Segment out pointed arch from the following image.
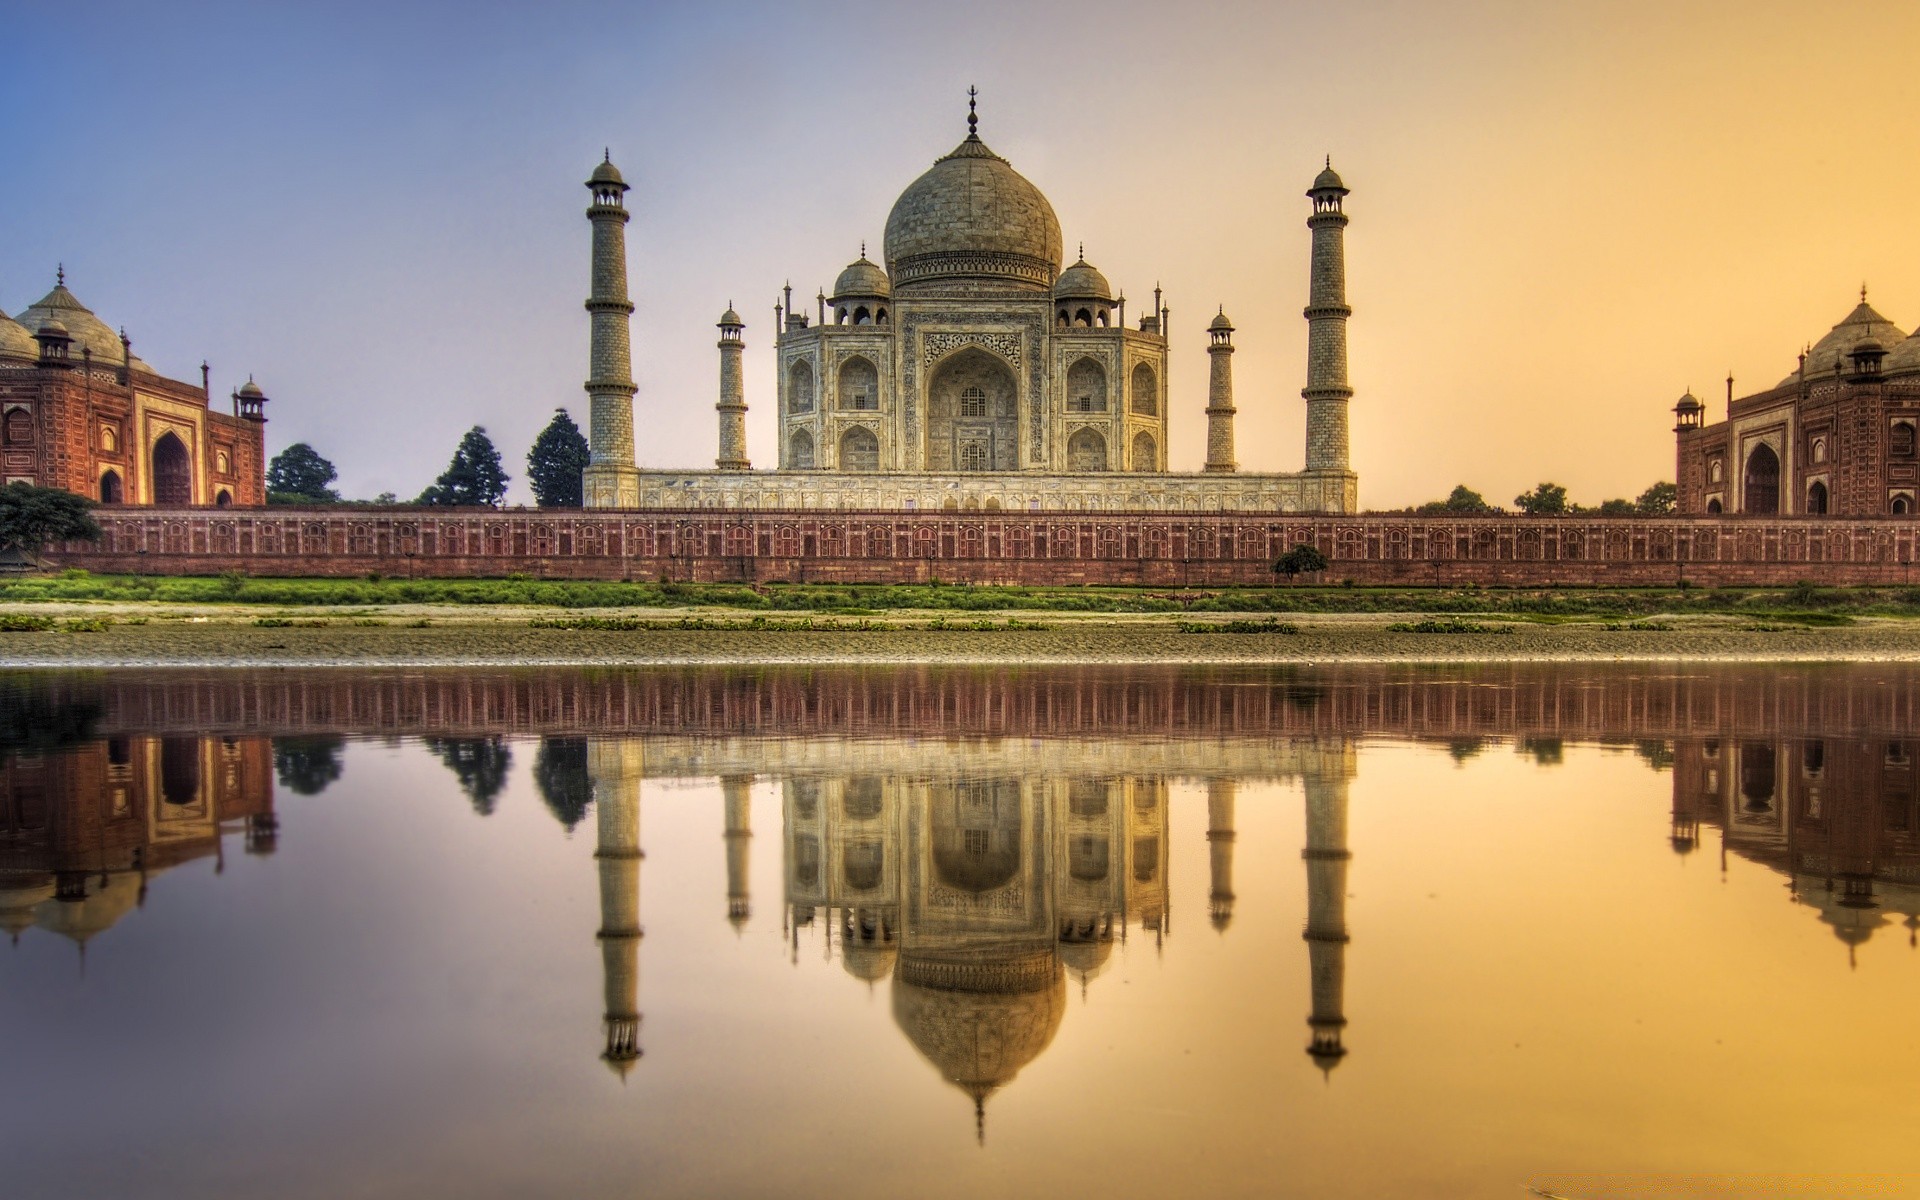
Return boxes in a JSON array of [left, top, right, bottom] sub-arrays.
[[1066, 357, 1107, 413], [152, 432, 192, 505], [99, 469, 123, 505], [838, 355, 879, 411], [1130, 431, 1157, 472], [1130, 363, 1158, 416], [840, 426, 879, 472], [1742, 444, 1779, 514], [787, 359, 815, 414], [1067, 427, 1108, 472], [788, 428, 815, 470]]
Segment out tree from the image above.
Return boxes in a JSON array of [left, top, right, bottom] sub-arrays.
[[1418, 484, 1494, 514], [418, 426, 509, 507], [1273, 543, 1330, 582], [1635, 481, 1678, 515], [0, 482, 102, 555], [1596, 498, 1636, 516], [266, 443, 340, 504], [527, 409, 590, 508], [1513, 482, 1570, 514], [534, 737, 593, 830], [425, 736, 513, 815], [273, 736, 346, 796]]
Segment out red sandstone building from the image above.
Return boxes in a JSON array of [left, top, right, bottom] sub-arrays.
[[1674, 294, 1920, 516], [0, 273, 268, 507]]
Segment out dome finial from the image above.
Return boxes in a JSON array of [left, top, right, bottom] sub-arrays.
[[860, 240, 866, 258], [1077, 242, 1084, 261], [1862, 282, 1869, 303], [604, 147, 611, 164], [56, 263, 64, 287], [967, 85, 978, 137]]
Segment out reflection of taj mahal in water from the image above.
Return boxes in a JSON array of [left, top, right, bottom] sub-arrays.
[[580, 735, 1359, 1129]]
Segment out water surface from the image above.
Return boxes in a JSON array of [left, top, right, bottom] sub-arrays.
[[1, 665, 1915, 1198]]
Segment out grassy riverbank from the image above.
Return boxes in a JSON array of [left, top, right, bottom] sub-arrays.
[[5, 571, 1920, 619]]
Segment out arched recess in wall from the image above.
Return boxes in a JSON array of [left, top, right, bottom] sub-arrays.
[[152, 432, 192, 506], [1742, 444, 1779, 515], [1066, 357, 1107, 413], [99, 469, 122, 504], [929, 780, 1021, 894], [1806, 481, 1828, 514], [1130, 363, 1158, 416], [788, 428, 815, 470], [840, 426, 879, 472], [838, 356, 879, 411], [159, 738, 201, 806], [788, 360, 815, 413], [1068, 427, 1108, 472], [1130, 431, 1157, 472], [925, 347, 1017, 471]]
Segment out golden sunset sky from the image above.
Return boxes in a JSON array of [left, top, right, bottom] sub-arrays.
[[7, 1, 1917, 507]]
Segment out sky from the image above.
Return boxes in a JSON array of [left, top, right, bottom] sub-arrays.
[[5, 0, 1918, 509]]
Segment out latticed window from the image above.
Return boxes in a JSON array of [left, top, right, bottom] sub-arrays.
[[960, 386, 987, 417], [964, 829, 990, 856], [851, 390, 874, 410], [959, 443, 988, 471]]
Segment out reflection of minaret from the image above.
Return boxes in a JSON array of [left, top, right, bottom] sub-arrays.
[[591, 741, 643, 1078], [722, 775, 752, 930], [1206, 779, 1236, 930], [1302, 770, 1350, 1075]]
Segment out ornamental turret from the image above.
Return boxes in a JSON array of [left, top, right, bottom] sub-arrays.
[[1303, 159, 1352, 475], [716, 306, 749, 470], [583, 153, 640, 507], [591, 740, 644, 1078], [1302, 764, 1351, 1075], [1205, 308, 1237, 473]]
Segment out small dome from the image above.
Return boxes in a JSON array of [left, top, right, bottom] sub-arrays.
[[1052, 256, 1112, 301], [843, 941, 897, 982], [236, 378, 265, 399], [0, 310, 36, 362], [14, 278, 150, 371], [1853, 339, 1885, 355], [717, 306, 742, 327], [831, 255, 891, 301], [1209, 308, 1235, 332], [588, 156, 625, 187], [1675, 391, 1703, 410], [36, 319, 69, 338], [1311, 161, 1347, 193], [1779, 298, 1907, 387]]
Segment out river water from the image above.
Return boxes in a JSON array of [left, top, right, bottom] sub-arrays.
[[1, 664, 1915, 1199]]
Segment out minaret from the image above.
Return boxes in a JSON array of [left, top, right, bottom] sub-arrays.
[[1303, 159, 1352, 478], [591, 740, 644, 1077], [722, 774, 752, 929], [1302, 765, 1351, 1075], [583, 153, 640, 508], [1204, 309, 1237, 473], [715, 306, 749, 470], [1206, 779, 1236, 929]]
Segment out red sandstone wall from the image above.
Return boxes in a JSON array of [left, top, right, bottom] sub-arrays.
[[47, 506, 1920, 587]]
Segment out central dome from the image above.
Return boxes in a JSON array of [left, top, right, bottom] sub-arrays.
[[884, 133, 1063, 292]]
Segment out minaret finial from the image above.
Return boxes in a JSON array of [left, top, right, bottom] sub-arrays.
[[1325, 154, 1331, 168], [1862, 282, 1869, 303], [56, 263, 64, 287], [860, 240, 866, 258], [604, 147, 611, 164], [967, 85, 978, 137], [1078, 241, 1084, 261]]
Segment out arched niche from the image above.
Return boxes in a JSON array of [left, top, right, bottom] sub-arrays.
[[99, 469, 123, 504], [840, 426, 879, 472], [1067, 427, 1108, 472], [1743, 444, 1779, 514], [926, 346, 1017, 472], [788, 428, 815, 470], [1066, 357, 1107, 413], [1130, 363, 1158, 416], [152, 432, 192, 505], [838, 356, 879, 411], [1130, 430, 1157, 472], [788, 359, 816, 414], [929, 780, 1022, 894]]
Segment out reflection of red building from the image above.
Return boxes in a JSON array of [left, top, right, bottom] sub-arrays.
[[0, 737, 275, 948], [1672, 736, 1920, 959]]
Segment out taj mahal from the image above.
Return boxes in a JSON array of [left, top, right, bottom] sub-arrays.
[[580, 93, 1358, 514]]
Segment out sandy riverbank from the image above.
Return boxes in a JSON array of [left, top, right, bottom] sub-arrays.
[[0, 602, 1914, 666]]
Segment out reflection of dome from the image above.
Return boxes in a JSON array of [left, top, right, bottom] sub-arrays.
[[1057, 936, 1113, 988], [34, 872, 142, 945], [14, 279, 151, 371], [832, 256, 891, 300], [1779, 300, 1907, 386], [843, 940, 898, 982], [884, 133, 1063, 291], [893, 950, 1065, 1129], [0, 874, 55, 940]]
